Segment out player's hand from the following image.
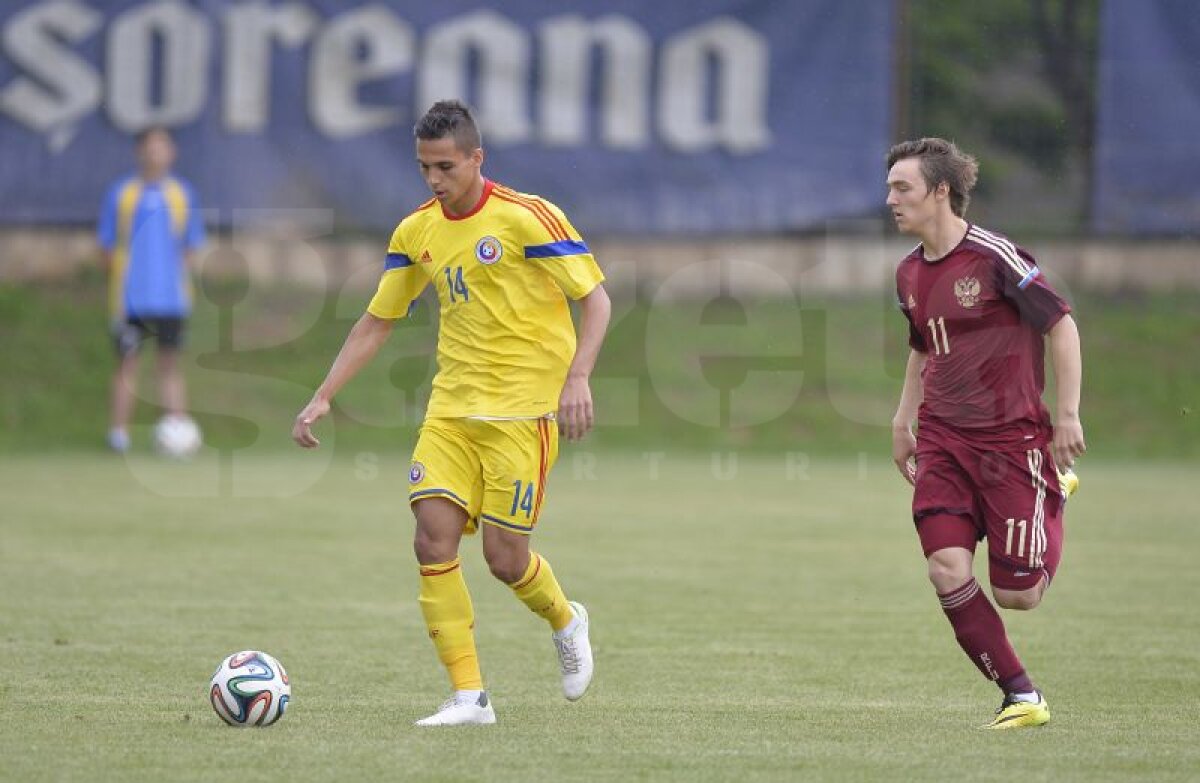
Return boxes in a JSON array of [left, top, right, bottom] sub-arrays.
[[892, 424, 918, 485], [292, 397, 331, 448], [557, 374, 594, 442], [1051, 415, 1086, 469]]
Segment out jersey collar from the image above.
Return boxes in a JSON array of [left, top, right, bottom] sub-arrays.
[[442, 178, 494, 221], [921, 222, 972, 264]]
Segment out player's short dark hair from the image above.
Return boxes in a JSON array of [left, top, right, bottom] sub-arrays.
[[887, 137, 979, 217], [414, 100, 482, 153], [135, 126, 172, 147]]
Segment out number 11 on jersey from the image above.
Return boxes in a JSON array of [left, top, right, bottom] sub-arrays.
[[927, 316, 950, 355]]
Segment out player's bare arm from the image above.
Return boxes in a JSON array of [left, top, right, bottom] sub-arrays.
[[292, 312, 395, 448], [1047, 314, 1085, 468], [891, 348, 927, 485], [557, 284, 611, 442]]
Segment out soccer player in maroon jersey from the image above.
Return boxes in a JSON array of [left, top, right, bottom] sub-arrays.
[[886, 138, 1086, 729]]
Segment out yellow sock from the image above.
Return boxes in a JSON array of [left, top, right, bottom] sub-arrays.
[[509, 552, 574, 631], [418, 558, 482, 691]]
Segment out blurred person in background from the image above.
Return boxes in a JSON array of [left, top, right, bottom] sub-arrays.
[[887, 137, 1086, 729], [98, 127, 205, 453], [293, 100, 611, 726]]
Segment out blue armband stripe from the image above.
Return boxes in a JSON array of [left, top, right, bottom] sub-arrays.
[[1017, 266, 1041, 289], [524, 240, 589, 259]]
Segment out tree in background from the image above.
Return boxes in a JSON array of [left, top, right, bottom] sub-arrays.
[[903, 0, 1098, 232]]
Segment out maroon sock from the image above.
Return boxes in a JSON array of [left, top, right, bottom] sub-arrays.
[[938, 579, 1035, 694]]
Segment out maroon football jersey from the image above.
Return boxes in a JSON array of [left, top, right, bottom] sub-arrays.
[[895, 224, 1070, 442]]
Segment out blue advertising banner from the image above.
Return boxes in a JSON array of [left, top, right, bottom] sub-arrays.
[[0, 1, 894, 235], [1093, 0, 1200, 235]]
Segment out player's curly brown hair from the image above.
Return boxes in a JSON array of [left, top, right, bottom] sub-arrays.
[[887, 138, 979, 217], [414, 99, 482, 153]]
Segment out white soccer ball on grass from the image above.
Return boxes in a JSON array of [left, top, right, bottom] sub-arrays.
[[153, 414, 202, 458], [209, 650, 290, 727]]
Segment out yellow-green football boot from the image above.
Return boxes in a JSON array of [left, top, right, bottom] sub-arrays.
[[985, 691, 1051, 729]]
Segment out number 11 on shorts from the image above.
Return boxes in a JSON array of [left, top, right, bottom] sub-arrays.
[[510, 479, 535, 518], [1004, 517, 1028, 558]]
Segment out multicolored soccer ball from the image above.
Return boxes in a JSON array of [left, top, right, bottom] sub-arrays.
[[154, 414, 202, 458], [209, 650, 290, 727]]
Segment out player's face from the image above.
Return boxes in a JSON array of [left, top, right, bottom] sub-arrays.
[[416, 137, 483, 215], [886, 158, 938, 236], [137, 131, 176, 178]]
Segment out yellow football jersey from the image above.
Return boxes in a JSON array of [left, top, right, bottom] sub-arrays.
[[367, 180, 605, 418]]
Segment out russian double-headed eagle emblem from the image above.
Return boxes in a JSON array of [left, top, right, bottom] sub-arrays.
[[954, 276, 981, 308]]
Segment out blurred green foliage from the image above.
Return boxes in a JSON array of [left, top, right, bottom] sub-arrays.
[[906, 0, 1099, 230], [2, 272, 1196, 458]]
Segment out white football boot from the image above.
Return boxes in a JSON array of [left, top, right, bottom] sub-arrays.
[[414, 691, 496, 726], [107, 428, 130, 454], [553, 601, 594, 701]]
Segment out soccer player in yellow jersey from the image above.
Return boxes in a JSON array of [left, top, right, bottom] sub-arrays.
[[292, 100, 611, 726]]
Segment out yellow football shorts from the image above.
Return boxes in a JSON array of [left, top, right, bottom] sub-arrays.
[[407, 417, 559, 535]]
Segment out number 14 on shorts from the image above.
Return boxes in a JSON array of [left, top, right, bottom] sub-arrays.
[[510, 479, 537, 518]]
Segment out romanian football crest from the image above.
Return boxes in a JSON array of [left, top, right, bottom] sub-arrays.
[[409, 462, 425, 484], [954, 276, 981, 308], [475, 236, 502, 265]]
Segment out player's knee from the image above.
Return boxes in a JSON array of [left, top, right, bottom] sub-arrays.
[[412, 527, 455, 565], [410, 498, 467, 564], [411, 533, 439, 564], [926, 552, 971, 593], [994, 588, 1043, 611], [481, 524, 532, 583], [483, 551, 525, 584]]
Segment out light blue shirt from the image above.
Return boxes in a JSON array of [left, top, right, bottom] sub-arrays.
[[98, 175, 205, 319]]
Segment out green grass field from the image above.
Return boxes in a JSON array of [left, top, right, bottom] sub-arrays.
[[2, 453, 1197, 782]]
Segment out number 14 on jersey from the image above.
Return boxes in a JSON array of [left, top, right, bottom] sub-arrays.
[[443, 266, 470, 303]]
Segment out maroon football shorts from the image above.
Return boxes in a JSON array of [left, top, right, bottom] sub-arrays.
[[912, 426, 1065, 591]]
